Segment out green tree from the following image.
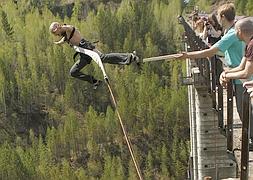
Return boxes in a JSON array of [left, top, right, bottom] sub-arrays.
[[115, 157, 125, 180], [246, 0, 253, 15], [127, 160, 139, 180], [0, 143, 28, 180], [235, 0, 248, 15], [144, 151, 155, 180], [61, 159, 77, 180], [160, 144, 170, 179], [1, 10, 14, 39]]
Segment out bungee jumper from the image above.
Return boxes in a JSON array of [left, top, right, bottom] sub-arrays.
[[49, 22, 144, 180], [49, 22, 140, 89]]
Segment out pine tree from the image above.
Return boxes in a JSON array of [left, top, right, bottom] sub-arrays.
[[115, 157, 125, 180], [1, 10, 14, 39], [144, 151, 154, 180], [61, 159, 77, 180], [235, 0, 248, 15], [160, 144, 170, 179], [96, 4, 118, 50], [0, 143, 28, 180], [127, 160, 139, 180], [46, 127, 58, 160], [38, 135, 52, 179], [246, 0, 253, 15], [87, 158, 103, 178], [87, 138, 103, 178], [72, 0, 82, 20], [75, 167, 89, 180], [101, 155, 114, 180]]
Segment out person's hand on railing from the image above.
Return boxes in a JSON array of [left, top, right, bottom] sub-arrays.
[[243, 80, 253, 97], [219, 71, 229, 88], [243, 80, 253, 88], [247, 88, 253, 97]]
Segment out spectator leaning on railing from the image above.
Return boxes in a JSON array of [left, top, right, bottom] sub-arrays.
[[219, 17, 253, 150], [177, 3, 245, 132]]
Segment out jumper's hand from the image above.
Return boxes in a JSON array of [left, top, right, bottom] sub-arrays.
[[54, 41, 62, 45], [175, 52, 189, 60], [53, 36, 65, 45]]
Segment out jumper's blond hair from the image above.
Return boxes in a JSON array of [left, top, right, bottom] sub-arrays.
[[49, 22, 60, 33]]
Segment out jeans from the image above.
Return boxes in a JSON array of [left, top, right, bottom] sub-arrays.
[[69, 39, 132, 84], [234, 84, 253, 139]]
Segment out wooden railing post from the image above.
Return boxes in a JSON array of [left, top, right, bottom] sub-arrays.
[[216, 59, 224, 129], [210, 57, 217, 109], [240, 89, 250, 180], [227, 80, 233, 151]]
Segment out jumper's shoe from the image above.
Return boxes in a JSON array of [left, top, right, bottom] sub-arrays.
[[132, 51, 142, 67], [93, 80, 103, 90], [132, 51, 141, 63]]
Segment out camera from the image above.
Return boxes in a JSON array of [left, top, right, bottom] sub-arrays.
[[204, 20, 210, 26]]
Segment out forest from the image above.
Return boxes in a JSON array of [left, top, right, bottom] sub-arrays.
[[0, 0, 250, 179]]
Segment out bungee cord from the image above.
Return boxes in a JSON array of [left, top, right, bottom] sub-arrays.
[[105, 79, 143, 180], [73, 46, 143, 180]]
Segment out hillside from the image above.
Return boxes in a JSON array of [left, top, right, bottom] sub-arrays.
[[0, 0, 251, 179], [0, 0, 189, 179]]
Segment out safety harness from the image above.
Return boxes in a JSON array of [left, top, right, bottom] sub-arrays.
[[61, 26, 75, 43], [73, 39, 98, 61]]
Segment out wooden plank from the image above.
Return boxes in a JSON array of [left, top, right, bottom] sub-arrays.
[[143, 53, 183, 62], [210, 57, 216, 109]]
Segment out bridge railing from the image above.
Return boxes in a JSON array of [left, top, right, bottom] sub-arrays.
[[178, 15, 228, 132], [179, 15, 250, 178]]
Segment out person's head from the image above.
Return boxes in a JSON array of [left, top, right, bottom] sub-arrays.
[[235, 17, 253, 42], [217, 3, 236, 27], [49, 22, 61, 35], [208, 13, 222, 30], [195, 19, 205, 32]]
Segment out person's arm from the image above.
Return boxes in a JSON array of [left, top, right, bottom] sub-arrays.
[[181, 30, 238, 60], [225, 59, 253, 79], [243, 80, 253, 87], [219, 57, 247, 86], [183, 46, 219, 59], [54, 36, 66, 45], [53, 25, 72, 45], [202, 24, 208, 40], [225, 57, 247, 73], [209, 26, 222, 38]]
